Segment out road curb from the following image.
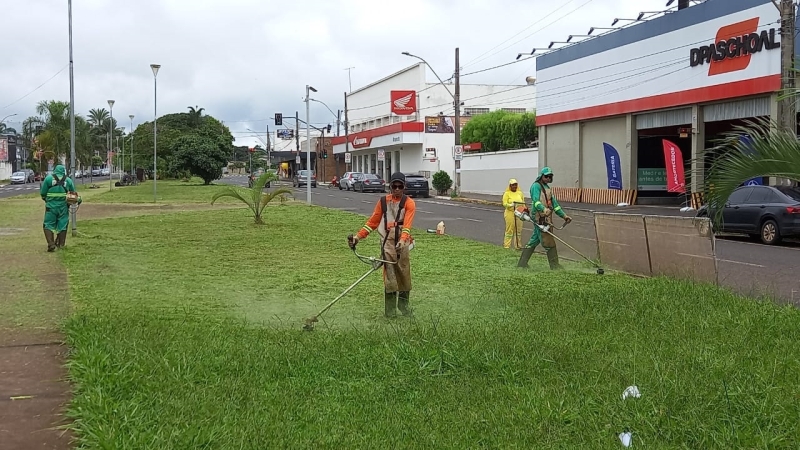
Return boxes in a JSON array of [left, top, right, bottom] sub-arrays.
[[438, 196, 503, 207]]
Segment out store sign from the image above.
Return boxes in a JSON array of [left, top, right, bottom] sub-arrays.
[[351, 135, 373, 148], [689, 18, 780, 76], [637, 168, 666, 191], [424, 115, 473, 133], [390, 90, 417, 115], [0, 138, 7, 161]]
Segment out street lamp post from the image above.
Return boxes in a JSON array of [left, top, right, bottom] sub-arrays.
[[402, 50, 462, 195], [151, 64, 160, 202], [129, 115, 134, 178], [68, 0, 77, 235], [305, 85, 317, 205], [108, 100, 115, 190]]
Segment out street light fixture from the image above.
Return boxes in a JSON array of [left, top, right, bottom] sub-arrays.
[[548, 41, 570, 49], [0, 113, 17, 126], [151, 64, 160, 203], [305, 85, 317, 205], [567, 34, 591, 42], [108, 100, 115, 190]]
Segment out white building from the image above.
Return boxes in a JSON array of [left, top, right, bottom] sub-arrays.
[[331, 63, 535, 184]]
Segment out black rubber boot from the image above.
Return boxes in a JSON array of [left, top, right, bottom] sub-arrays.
[[517, 247, 535, 268], [384, 292, 398, 318], [56, 231, 67, 248], [398, 291, 413, 317], [44, 229, 56, 252], [546, 247, 563, 270]]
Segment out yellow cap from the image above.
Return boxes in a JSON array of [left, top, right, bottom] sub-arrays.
[[509, 178, 518, 185]]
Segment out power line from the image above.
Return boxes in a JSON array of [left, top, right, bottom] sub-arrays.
[[461, 0, 585, 68], [1, 65, 69, 111]]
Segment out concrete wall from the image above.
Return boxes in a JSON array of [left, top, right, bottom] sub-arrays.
[[541, 122, 579, 188], [0, 161, 12, 180], [461, 148, 538, 195], [579, 116, 628, 189]]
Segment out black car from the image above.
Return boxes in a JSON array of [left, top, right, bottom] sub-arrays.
[[403, 173, 431, 198], [696, 185, 800, 245], [352, 173, 385, 193]]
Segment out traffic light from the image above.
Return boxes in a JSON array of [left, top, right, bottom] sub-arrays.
[[323, 150, 328, 159], [275, 113, 282, 126], [326, 124, 332, 133]]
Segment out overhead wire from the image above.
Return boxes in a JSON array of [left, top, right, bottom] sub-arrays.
[[1, 64, 69, 111], [462, 0, 596, 69]]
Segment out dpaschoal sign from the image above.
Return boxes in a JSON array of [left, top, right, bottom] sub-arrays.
[[690, 18, 780, 75]]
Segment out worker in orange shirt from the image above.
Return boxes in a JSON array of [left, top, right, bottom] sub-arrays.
[[348, 172, 416, 317]]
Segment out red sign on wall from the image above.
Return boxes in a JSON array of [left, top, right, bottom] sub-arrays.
[[390, 90, 417, 115]]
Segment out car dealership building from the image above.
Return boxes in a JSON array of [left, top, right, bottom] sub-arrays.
[[331, 63, 535, 183], [534, 0, 796, 203]]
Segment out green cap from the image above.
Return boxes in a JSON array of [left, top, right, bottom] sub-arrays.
[[536, 166, 553, 182]]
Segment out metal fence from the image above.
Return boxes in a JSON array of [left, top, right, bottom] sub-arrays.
[[553, 210, 718, 284]]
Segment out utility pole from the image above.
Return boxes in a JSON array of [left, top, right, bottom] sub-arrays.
[[454, 47, 462, 195], [266, 124, 271, 169], [336, 109, 342, 136], [779, 0, 796, 136], [344, 92, 350, 172], [295, 111, 300, 154], [68, 0, 77, 236]]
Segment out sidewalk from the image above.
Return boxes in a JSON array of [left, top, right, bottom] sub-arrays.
[[454, 191, 698, 218]]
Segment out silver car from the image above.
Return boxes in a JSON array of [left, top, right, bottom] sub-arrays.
[[10, 171, 27, 184]]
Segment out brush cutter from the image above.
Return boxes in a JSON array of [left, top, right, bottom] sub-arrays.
[[302, 236, 397, 331], [512, 204, 605, 275]]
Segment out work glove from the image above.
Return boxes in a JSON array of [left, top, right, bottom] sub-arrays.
[[396, 238, 409, 252], [542, 207, 552, 217], [564, 215, 572, 224], [347, 234, 358, 249]]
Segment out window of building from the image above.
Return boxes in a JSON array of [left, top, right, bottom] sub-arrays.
[[464, 107, 490, 116], [501, 108, 527, 114]]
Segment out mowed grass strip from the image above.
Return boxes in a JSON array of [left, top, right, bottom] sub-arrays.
[[61, 201, 800, 448]]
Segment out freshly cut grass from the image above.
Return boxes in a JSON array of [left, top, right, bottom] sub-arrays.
[[92, 177, 244, 204], [61, 204, 800, 448]]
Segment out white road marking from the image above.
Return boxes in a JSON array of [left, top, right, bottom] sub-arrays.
[[457, 217, 483, 223], [676, 252, 766, 268]]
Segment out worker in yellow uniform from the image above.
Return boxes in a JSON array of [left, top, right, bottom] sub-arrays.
[[501, 178, 525, 249]]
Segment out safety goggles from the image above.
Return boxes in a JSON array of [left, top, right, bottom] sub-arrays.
[[390, 183, 405, 190]]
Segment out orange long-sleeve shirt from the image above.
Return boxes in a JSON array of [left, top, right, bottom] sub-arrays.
[[357, 194, 416, 241]]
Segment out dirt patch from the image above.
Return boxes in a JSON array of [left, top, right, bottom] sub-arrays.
[[75, 202, 244, 220], [0, 343, 72, 450]]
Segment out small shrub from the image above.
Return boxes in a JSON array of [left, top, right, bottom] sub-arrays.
[[432, 170, 452, 195]]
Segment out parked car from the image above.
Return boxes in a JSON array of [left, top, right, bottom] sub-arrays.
[[339, 171, 362, 190], [352, 173, 386, 193], [403, 173, 431, 198], [22, 169, 35, 182], [293, 169, 317, 188], [91, 168, 101, 176], [696, 185, 800, 245], [101, 167, 110, 176], [10, 171, 27, 184], [247, 168, 271, 188]]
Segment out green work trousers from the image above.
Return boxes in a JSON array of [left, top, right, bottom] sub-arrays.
[[44, 203, 70, 233]]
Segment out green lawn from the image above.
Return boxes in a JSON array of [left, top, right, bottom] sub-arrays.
[[91, 177, 242, 203], [59, 189, 800, 448]]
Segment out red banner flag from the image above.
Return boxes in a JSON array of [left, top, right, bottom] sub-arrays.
[[662, 139, 686, 194]]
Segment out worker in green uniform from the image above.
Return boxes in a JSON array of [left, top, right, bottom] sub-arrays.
[[40, 164, 81, 252], [517, 167, 572, 270]]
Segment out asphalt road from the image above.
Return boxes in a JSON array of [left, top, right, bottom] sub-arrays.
[[220, 175, 799, 304], [0, 176, 112, 199]]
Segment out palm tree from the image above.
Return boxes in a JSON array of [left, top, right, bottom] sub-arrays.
[[211, 171, 292, 224], [187, 106, 205, 127], [24, 100, 71, 168], [702, 117, 800, 219]]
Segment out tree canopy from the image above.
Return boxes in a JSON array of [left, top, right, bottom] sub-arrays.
[[460, 110, 537, 152], [128, 107, 235, 179]]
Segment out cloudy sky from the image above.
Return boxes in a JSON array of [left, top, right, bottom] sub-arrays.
[[2, 0, 667, 148]]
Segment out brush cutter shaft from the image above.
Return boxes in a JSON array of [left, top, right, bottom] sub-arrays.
[[313, 265, 381, 319], [535, 223, 600, 268]]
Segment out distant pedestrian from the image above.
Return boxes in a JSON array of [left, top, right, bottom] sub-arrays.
[[501, 178, 525, 249]]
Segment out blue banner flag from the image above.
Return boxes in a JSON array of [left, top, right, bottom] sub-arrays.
[[739, 135, 763, 186], [602, 142, 623, 190]]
